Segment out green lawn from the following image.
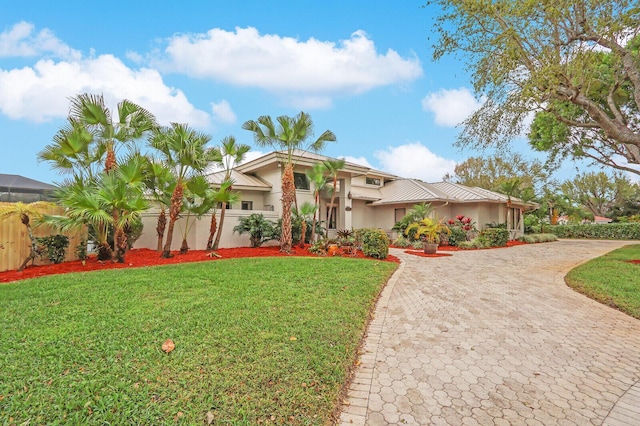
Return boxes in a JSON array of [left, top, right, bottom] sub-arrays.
[[566, 244, 640, 319], [0, 257, 397, 425]]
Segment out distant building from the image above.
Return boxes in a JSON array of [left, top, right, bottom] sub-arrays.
[[0, 174, 56, 203]]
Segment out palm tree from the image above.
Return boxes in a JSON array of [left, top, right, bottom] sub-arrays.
[[68, 93, 157, 174], [294, 202, 317, 246], [210, 136, 251, 250], [323, 158, 345, 238], [0, 201, 58, 271], [149, 123, 220, 258], [143, 159, 176, 252], [178, 176, 217, 254], [242, 112, 336, 252], [499, 178, 522, 228], [306, 163, 329, 243], [37, 118, 104, 181]]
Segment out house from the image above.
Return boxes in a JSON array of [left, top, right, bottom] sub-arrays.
[[136, 151, 535, 250]]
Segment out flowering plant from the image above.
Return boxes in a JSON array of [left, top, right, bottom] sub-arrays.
[[447, 215, 477, 245]]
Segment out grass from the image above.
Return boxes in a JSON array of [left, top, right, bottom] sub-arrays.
[[566, 244, 640, 319], [0, 257, 397, 425]]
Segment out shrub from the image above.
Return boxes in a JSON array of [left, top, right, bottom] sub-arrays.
[[233, 214, 277, 247], [355, 228, 389, 259], [543, 223, 640, 240], [75, 240, 88, 261], [447, 226, 468, 247], [411, 241, 424, 250], [36, 234, 69, 264], [393, 235, 411, 248], [480, 228, 509, 247], [307, 240, 327, 256], [518, 233, 558, 243], [458, 238, 489, 249]]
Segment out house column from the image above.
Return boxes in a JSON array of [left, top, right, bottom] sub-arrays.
[[338, 178, 352, 230]]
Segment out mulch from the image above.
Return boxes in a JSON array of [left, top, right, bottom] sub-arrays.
[[0, 245, 399, 284]]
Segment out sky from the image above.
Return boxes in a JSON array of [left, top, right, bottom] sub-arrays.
[[0, 0, 571, 185]]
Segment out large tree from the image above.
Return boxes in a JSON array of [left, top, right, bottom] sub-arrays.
[[560, 171, 635, 216], [428, 0, 640, 175], [243, 112, 336, 253], [451, 153, 548, 192]]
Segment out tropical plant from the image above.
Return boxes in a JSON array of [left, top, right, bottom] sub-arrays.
[[178, 176, 219, 254], [293, 202, 317, 246], [243, 112, 336, 253], [206, 181, 238, 251], [322, 159, 345, 238], [210, 136, 250, 250], [143, 158, 176, 252], [67, 93, 158, 173], [392, 203, 435, 235], [148, 123, 220, 258], [405, 217, 450, 245], [233, 213, 277, 247], [0, 201, 58, 271], [306, 163, 329, 243]]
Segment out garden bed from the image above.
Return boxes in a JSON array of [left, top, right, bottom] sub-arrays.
[[1, 246, 399, 283]]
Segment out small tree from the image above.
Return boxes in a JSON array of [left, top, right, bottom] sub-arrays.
[[233, 214, 277, 247]]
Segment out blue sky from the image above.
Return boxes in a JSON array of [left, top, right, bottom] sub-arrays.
[[1, 0, 557, 185]]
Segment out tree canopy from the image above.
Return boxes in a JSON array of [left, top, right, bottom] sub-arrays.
[[427, 0, 640, 175]]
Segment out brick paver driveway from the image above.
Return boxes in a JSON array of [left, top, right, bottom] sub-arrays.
[[339, 240, 640, 425]]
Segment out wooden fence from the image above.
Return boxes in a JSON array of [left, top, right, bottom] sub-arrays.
[[0, 203, 83, 273]]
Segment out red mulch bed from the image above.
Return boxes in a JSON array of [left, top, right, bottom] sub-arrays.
[[0, 246, 399, 284], [627, 260, 640, 264], [404, 250, 453, 258]]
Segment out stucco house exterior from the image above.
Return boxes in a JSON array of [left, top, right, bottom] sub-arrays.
[[136, 151, 534, 250]]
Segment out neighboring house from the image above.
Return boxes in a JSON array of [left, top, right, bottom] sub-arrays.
[[136, 151, 536, 250], [0, 174, 56, 203], [558, 215, 613, 225]]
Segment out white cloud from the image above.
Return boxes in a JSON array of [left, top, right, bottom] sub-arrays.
[[210, 100, 236, 124], [0, 21, 80, 60], [156, 27, 422, 108], [422, 87, 484, 127], [0, 54, 210, 126], [340, 155, 372, 168], [374, 142, 456, 182]]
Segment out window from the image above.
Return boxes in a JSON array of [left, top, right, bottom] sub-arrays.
[[217, 202, 232, 209], [326, 206, 337, 229], [241, 201, 253, 210], [293, 172, 310, 190], [394, 208, 406, 224], [366, 177, 381, 185]]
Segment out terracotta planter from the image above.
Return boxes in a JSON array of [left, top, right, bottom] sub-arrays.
[[423, 242, 438, 254]]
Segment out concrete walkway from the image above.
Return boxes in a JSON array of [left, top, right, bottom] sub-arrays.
[[338, 240, 640, 425]]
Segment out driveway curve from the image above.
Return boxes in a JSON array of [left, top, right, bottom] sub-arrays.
[[338, 240, 640, 425]]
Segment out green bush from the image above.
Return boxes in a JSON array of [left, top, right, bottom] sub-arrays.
[[356, 228, 389, 259], [411, 241, 424, 250], [543, 223, 640, 240], [480, 228, 509, 247], [447, 226, 468, 247], [233, 214, 277, 247], [392, 235, 411, 248], [36, 234, 69, 264], [517, 233, 558, 243], [458, 238, 489, 249]]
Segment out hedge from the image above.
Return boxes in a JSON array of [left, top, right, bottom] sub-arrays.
[[534, 223, 640, 240]]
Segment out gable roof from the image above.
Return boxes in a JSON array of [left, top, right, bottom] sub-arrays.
[[205, 170, 272, 191], [236, 150, 398, 179]]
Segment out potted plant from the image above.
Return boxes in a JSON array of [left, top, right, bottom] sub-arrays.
[[405, 217, 450, 254]]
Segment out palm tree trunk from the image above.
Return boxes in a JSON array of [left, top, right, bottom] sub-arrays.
[[17, 221, 38, 272], [280, 164, 295, 253], [299, 220, 307, 247], [311, 193, 318, 243], [212, 203, 226, 250], [326, 177, 338, 238], [206, 211, 218, 251], [162, 182, 183, 258], [156, 208, 167, 252]]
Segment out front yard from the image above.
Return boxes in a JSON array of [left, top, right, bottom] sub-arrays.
[[0, 257, 397, 425]]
